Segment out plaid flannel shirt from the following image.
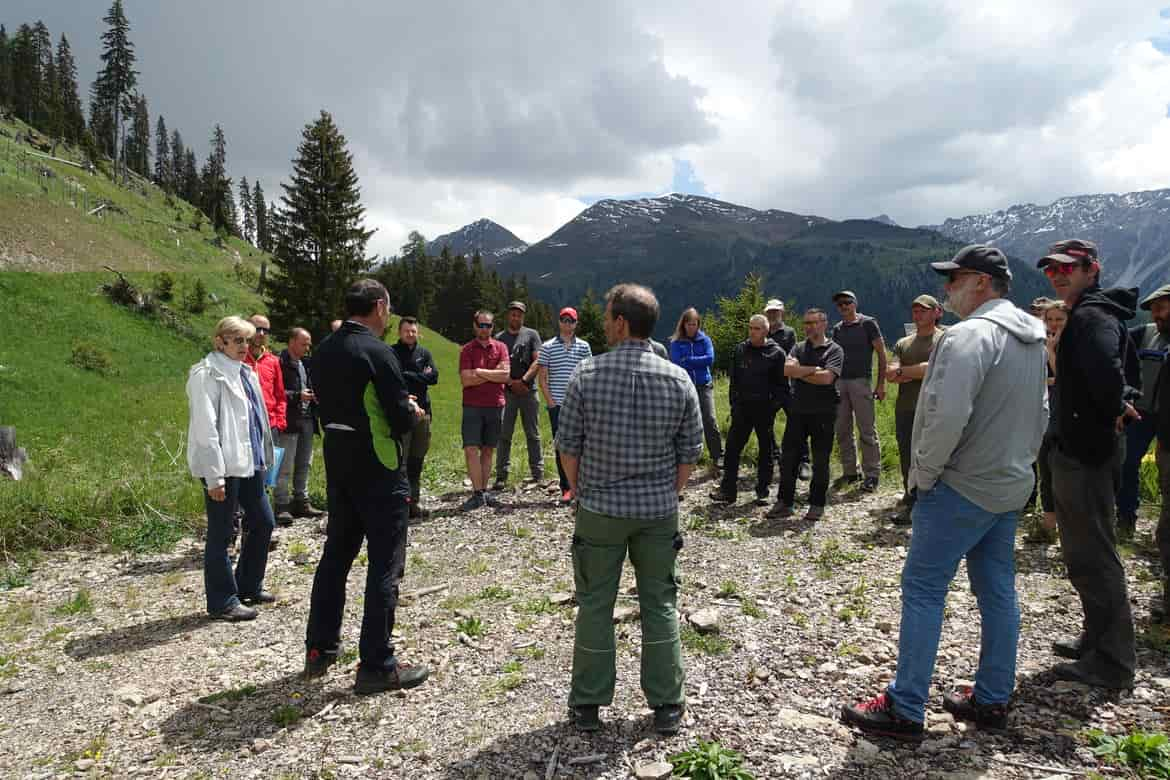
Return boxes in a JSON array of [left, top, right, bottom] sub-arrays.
[[555, 339, 703, 519]]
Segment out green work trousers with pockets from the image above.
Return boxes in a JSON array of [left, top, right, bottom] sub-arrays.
[[569, 505, 685, 708]]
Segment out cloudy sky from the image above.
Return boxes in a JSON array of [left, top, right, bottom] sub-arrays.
[[9, 1, 1170, 257]]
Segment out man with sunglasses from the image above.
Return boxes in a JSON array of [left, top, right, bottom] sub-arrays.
[[459, 310, 511, 511], [245, 314, 287, 441], [538, 307, 593, 504], [493, 301, 545, 491], [1040, 238, 1138, 689], [829, 291, 886, 493]]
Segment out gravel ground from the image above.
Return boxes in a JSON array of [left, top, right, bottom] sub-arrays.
[[1, 471, 1168, 779]]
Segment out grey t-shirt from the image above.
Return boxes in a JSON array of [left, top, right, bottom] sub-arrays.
[[496, 326, 542, 387], [830, 315, 883, 380]]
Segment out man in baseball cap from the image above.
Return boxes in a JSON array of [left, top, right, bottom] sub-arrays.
[[930, 244, 1013, 280], [763, 297, 805, 482], [829, 290, 888, 493], [537, 306, 593, 504]]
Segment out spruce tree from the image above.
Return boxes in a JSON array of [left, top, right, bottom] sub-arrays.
[[0, 26, 10, 110], [88, 81, 114, 158], [252, 182, 268, 251], [54, 35, 84, 144], [182, 149, 199, 205], [266, 110, 375, 338], [576, 289, 607, 355], [198, 125, 233, 233], [239, 176, 255, 244], [10, 25, 36, 125], [169, 129, 185, 193], [31, 22, 54, 132], [124, 92, 150, 177], [93, 0, 137, 183], [154, 115, 170, 189]]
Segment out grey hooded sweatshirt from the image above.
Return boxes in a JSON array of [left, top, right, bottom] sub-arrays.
[[908, 297, 1048, 513]]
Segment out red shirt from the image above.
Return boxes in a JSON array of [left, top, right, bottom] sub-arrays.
[[244, 349, 287, 431], [460, 338, 509, 408]]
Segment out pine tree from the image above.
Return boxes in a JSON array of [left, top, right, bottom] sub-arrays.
[[54, 35, 84, 144], [266, 110, 375, 338], [576, 289, 607, 355], [252, 182, 268, 251], [169, 129, 185, 193], [93, 0, 137, 184], [182, 149, 199, 205], [199, 124, 233, 232], [153, 115, 170, 189], [30, 22, 54, 132], [0, 26, 11, 110], [10, 24, 36, 125], [239, 176, 255, 244], [123, 92, 150, 177], [88, 80, 114, 158]]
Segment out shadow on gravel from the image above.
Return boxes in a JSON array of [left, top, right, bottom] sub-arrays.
[[748, 515, 817, 537], [438, 720, 653, 779], [118, 551, 203, 577], [65, 612, 212, 660], [160, 671, 344, 752], [849, 524, 910, 549]]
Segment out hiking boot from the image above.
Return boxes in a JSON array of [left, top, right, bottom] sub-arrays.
[[570, 705, 601, 732], [709, 488, 736, 504], [942, 686, 1009, 730], [303, 646, 338, 679], [831, 474, 861, 491], [408, 502, 430, 521], [291, 499, 325, 518], [1049, 661, 1133, 690], [861, 476, 880, 493], [354, 662, 430, 695], [459, 492, 486, 512], [1051, 636, 1085, 660], [754, 489, 770, 506], [559, 489, 574, 506], [767, 501, 794, 519], [654, 703, 685, 735], [240, 591, 276, 606], [840, 692, 923, 741], [491, 478, 508, 492], [274, 504, 295, 527], [890, 509, 912, 527], [210, 603, 258, 622], [483, 491, 502, 508], [803, 506, 824, 521], [797, 462, 813, 482], [527, 473, 544, 485], [1116, 516, 1136, 544]]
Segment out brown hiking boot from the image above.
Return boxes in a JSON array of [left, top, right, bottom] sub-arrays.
[[290, 499, 325, 518]]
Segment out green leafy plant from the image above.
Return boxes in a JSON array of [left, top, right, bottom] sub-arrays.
[[54, 588, 94, 616], [740, 599, 764, 619], [478, 585, 513, 601], [681, 625, 730, 655], [69, 340, 114, 375], [1084, 729, 1170, 777], [271, 704, 302, 728], [199, 684, 257, 705], [456, 615, 485, 638], [152, 272, 175, 302], [716, 580, 740, 599], [669, 739, 755, 779], [183, 278, 208, 313]]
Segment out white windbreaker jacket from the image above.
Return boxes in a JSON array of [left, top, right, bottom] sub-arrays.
[[186, 350, 275, 489]]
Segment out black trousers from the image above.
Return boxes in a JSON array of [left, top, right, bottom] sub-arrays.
[[548, 405, 569, 492], [306, 431, 410, 671], [770, 406, 809, 474], [719, 401, 776, 498], [778, 411, 836, 508], [1050, 440, 1135, 685], [895, 408, 916, 498]]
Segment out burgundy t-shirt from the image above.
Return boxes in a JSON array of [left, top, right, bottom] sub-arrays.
[[460, 338, 509, 407]]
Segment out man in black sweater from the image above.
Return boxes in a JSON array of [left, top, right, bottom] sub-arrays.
[[1041, 239, 1138, 689], [392, 316, 439, 519], [710, 315, 788, 505], [304, 279, 429, 695]]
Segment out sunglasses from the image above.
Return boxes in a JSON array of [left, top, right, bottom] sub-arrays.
[[559, 317, 577, 324], [475, 322, 493, 329], [835, 301, 854, 308], [802, 320, 821, 327], [254, 327, 270, 334], [1043, 263, 1079, 277], [946, 270, 984, 284]]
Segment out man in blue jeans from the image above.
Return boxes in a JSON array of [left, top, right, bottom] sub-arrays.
[[842, 245, 1047, 739]]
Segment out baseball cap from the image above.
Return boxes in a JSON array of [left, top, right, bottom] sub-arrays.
[[764, 298, 785, 312], [558, 306, 578, 321], [930, 244, 1012, 280], [1140, 285, 1170, 310], [1029, 296, 1055, 311], [832, 290, 857, 303], [507, 300, 527, 312], [1037, 238, 1098, 269], [912, 294, 940, 309]]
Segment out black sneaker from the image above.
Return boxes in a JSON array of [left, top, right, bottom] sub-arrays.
[[861, 477, 879, 493], [831, 474, 861, 491], [304, 646, 338, 679], [709, 489, 735, 504], [459, 492, 486, 512], [1051, 636, 1085, 660], [274, 505, 295, 527], [210, 603, 258, 622], [570, 704, 601, 732], [766, 502, 794, 519], [354, 662, 430, 695], [797, 462, 812, 482], [654, 703, 684, 735], [754, 489, 770, 506], [491, 478, 508, 492], [841, 692, 924, 741], [240, 591, 276, 606], [1049, 661, 1133, 690], [941, 686, 1008, 730]]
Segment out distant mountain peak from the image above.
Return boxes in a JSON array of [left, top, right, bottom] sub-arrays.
[[425, 219, 528, 262], [868, 214, 898, 226]]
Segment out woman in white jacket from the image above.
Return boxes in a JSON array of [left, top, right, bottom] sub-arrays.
[[187, 316, 277, 621]]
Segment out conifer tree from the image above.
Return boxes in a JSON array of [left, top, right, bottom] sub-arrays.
[[88, 81, 114, 158], [182, 149, 199, 205], [124, 92, 150, 177], [10, 24, 37, 125], [252, 182, 268, 251], [93, 0, 137, 183], [576, 289, 607, 355], [169, 129, 185, 193], [54, 35, 84, 144], [199, 125, 232, 232], [239, 176, 255, 244], [0, 26, 11, 110], [154, 115, 170, 189], [266, 110, 375, 337], [31, 22, 54, 132]]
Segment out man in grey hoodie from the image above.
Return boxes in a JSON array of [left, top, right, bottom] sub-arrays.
[[842, 245, 1047, 740]]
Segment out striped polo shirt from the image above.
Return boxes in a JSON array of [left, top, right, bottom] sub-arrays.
[[538, 335, 592, 405]]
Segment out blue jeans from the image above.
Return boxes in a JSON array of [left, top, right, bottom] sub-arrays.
[[1117, 414, 1157, 524], [886, 480, 1019, 723], [203, 471, 274, 613]]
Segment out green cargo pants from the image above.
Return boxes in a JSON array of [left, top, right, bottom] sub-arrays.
[[568, 504, 685, 708]]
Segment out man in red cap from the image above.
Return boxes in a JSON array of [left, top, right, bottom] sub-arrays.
[[537, 306, 593, 504]]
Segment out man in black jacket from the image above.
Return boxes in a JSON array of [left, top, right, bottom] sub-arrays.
[[1041, 238, 1137, 689], [1142, 285, 1170, 623], [274, 328, 324, 524], [711, 315, 788, 505], [765, 298, 810, 483], [304, 279, 429, 695], [392, 316, 439, 519]]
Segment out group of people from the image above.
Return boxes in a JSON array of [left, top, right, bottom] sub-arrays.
[[183, 236, 1170, 735]]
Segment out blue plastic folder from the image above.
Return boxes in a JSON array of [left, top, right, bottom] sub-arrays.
[[264, 446, 285, 488]]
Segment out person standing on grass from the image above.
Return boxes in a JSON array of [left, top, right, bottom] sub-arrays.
[[459, 310, 511, 511], [273, 327, 324, 525], [556, 283, 702, 736], [304, 279, 429, 694], [769, 308, 843, 522], [842, 245, 1046, 740], [392, 316, 439, 520], [884, 295, 944, 525], [493, 301, 544, 490], [829, 291, 886, 493], [669, 308, 722, 469], [186, 315, 277, 622], [710, 314, 788, 506], [537, 306, 592, 505], [764, 298, 810, 483], [1040, 239, 1139, 689]]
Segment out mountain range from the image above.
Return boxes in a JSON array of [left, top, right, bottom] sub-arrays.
[[425, 218, 528, 263]]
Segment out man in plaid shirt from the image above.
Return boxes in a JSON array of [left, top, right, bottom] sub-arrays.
[[555, 283, 703, 735]]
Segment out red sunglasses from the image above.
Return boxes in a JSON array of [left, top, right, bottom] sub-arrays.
[[1043, 263, 1079, 277]]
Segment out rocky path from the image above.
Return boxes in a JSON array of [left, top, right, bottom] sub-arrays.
[[1, 474, 1168, 779]]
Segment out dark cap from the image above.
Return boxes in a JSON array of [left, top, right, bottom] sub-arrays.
[[1140, 284, 1170, 310], [1037, 238, 1098, 269], [832, 290, 857, 303], [931, 244, 1012, 280], [506, 300, 527, 313]]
